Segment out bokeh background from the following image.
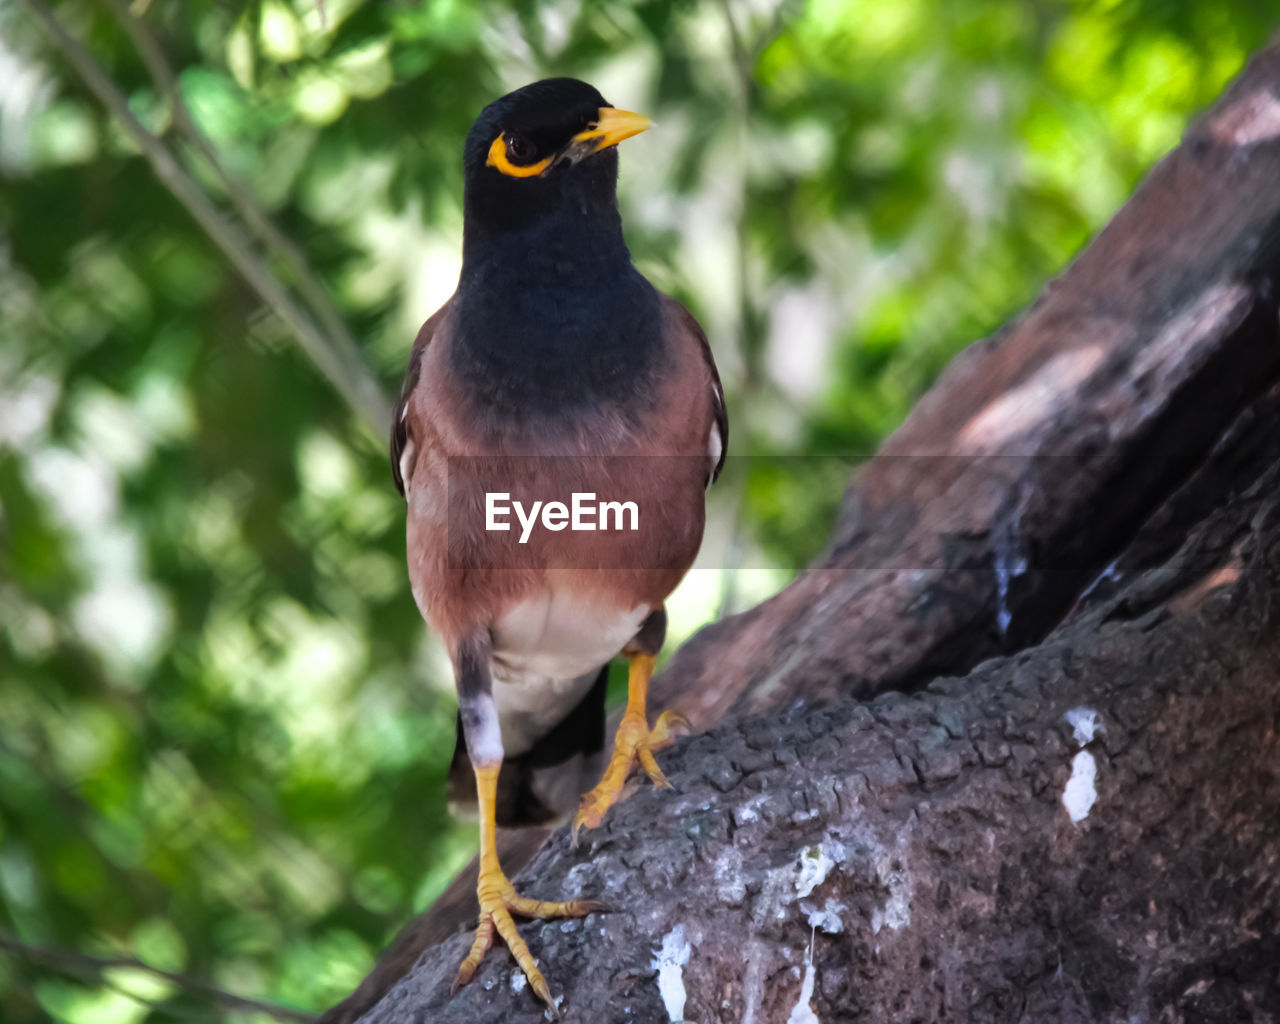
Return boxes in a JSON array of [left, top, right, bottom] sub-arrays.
[[1, 0, 1275, 1020]]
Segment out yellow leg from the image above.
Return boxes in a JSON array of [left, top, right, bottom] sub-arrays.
[[572, 653, 689, 842], [454, 763, 601, 1014]]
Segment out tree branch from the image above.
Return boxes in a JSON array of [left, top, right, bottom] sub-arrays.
[[0, 933, 316, 1022], [17, 0, 393, 440], [98, 0, 360, 371]]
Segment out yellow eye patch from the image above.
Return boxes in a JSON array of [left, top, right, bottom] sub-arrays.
[[486, 134, 554, 178]]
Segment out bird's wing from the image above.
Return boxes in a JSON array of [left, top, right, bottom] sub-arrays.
[[390, 305, 448, 498], [664, 295, 729, 485]]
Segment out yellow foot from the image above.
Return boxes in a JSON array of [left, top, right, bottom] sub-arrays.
[[454, 868, 602, 1015], [572, 708, 690, 842]]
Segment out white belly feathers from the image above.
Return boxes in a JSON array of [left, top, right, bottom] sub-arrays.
[[490, 589, 649, 756]]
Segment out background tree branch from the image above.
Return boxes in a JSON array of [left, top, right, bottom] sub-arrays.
[[0, 934, 315, 1022], [17, 0, 393, 439], [99, 0, 362, 371]]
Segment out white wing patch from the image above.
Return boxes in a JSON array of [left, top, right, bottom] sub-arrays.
[[398, 437, 416, 494], [708, 421, 723, 472], [707, 378, 726, 485]]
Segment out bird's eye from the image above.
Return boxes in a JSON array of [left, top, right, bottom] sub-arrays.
[[505, 133, 536, 164]]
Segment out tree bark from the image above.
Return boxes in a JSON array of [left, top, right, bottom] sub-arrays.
[[328, 41, 1280, 1024]]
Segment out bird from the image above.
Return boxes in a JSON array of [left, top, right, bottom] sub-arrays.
[[390, 77, 727, 1012]]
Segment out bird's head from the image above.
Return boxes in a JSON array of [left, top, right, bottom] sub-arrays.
[[461, 78, 649, 240]]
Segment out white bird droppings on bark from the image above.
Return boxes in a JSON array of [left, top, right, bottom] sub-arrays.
[[870, 849, 912, 934], [785, 930, 820, 1024], [652, 924, 691, 1022], [801, 897, 845, 934], [1065, 707, 1102, 746], [1063, 750, 1098, 823], [794, 840, 843, 898]]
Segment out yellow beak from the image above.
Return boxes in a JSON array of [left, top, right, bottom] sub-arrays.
[[570, 107, 651, 154]]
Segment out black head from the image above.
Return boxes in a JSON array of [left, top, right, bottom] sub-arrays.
[[461, 78, 649, 248], [450, 80, 663, 423]]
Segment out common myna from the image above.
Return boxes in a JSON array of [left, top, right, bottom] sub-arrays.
[[390, 77, 727, 1010]]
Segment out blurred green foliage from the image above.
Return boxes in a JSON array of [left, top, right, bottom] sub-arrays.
[[0, 0, 1274, 1019]]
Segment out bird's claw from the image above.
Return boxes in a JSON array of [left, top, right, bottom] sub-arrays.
[[454, 866, 599, 1012], [650, 708, 691, 747], [571, 708, 690, 844]]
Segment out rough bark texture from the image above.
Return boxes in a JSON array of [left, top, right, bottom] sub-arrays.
[[327, 42, 1280, 1024]]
